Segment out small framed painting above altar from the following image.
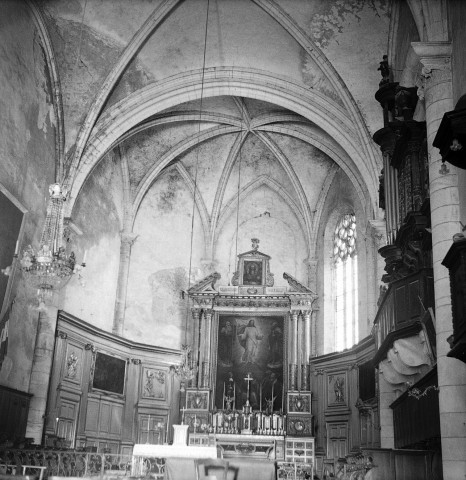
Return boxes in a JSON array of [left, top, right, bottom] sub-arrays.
[[214, 313, 286, 414]]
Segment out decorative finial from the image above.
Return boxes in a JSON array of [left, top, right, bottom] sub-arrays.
[[251, 238, 260, 250]]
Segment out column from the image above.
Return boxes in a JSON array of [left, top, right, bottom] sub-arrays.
[[412, 41, 466, 480], [202, 309, 213, 388], [311, 305, 318, 357], [289, 311, 298, 390], [113, 231, 138, 336], [26, 305, 58, 444], [301, 310, 311, 391], [192, 309, 201, 388]]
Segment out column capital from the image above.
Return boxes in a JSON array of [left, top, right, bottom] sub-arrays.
[[200, 258, 218, 276], [411, 41, 452, 72], [120, 231, 138, 246]]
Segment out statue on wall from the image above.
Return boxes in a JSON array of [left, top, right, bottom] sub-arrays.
[[378, 54, 390, 85], [66, 351, 78, 379], [334, 376, 345, 402]]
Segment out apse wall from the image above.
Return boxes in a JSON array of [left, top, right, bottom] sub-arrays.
[[63, 152, 124, 332], [124, 166, 205, 348], [0, 2, 57, 390]]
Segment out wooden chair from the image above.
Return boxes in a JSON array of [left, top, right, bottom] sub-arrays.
[[195, 458, 234, 480]]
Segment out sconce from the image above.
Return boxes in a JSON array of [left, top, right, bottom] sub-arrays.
[[433, 94, 466, 170]]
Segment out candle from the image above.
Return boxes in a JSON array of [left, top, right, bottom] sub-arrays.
[[181, 407, 185, 425], [166, 413, 170, 443], [260, 383, 262, 411], [271, 384, 274, 412], [194, 414, 197, 434], [14, 241, 19, 255], [83, 250, 87, 263], [55, 417, 59, 435], [147, 414, 151, 440]]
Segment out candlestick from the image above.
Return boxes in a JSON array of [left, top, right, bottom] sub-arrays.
[[260, 383, 262, 411], [166, 412, 170, 443], [271, 384, 274, 412], [181, 407, 185, 425], [194, 414, 197, 434]]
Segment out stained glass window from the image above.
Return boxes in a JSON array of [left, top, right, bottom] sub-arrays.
[[333, 213, 358, 351]]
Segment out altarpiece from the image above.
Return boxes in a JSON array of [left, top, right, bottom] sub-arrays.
[[183, 240, 318, 460]]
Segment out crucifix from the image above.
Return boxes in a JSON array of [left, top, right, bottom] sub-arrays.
[[244, 372, 253, 407]]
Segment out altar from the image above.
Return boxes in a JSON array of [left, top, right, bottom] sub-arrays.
[[131, 444, 217, 476]]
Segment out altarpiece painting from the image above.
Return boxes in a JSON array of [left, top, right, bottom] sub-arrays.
[[214, 314, 285, 412]]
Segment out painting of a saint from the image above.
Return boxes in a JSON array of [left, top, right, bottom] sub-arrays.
[[267, 321, 283, 368], [243, 260, 262, 285], [219, 320, 235, 366], [215, 314, 285, 410]]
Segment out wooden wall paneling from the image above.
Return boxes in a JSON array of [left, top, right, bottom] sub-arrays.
[[85, 398, 99, 434], [0, 386, 31, 442], [326, 422, 348, 458], [110, 403, 123, 435], [52, 311, 182, 452], [76, 343, 94, 443], [312, 369, 326, 456], [348, 366, 359, 452], [122, 360, 140, 444], [100, 402, 111, 434]]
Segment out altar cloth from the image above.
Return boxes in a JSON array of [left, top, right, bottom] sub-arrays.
[[165, 457, 276, 480]]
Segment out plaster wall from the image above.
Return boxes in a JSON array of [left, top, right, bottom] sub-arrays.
[[125, 167, 205, 348], [0, 2, 57, 391], [302, 0, 390, 135], [214, 185, 308, 285], [63, 153, 123, 331]]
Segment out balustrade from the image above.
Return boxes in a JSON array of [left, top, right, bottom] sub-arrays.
[[0, 449, 131, 479]]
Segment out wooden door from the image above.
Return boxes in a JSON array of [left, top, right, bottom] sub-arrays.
[[58, 399, 78, 447], [326, 422, 348, 458]]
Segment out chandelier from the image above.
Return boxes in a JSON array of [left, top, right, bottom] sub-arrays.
[[18, 183, 84, 304]]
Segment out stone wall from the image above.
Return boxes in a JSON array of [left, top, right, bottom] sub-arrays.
[[0, 2, 57, 392]]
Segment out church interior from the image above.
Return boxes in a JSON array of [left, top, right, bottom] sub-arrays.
[[1, 1, 466, 479]]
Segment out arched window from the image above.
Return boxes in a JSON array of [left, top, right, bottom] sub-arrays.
[[333, 213, 358, 351]]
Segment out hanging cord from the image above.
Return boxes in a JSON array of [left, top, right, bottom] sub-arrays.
[[234, 105, 245, 263], [184, 0, 211, 369]]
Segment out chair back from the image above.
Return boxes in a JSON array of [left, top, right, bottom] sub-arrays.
[[195, 458, 232, 480]]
